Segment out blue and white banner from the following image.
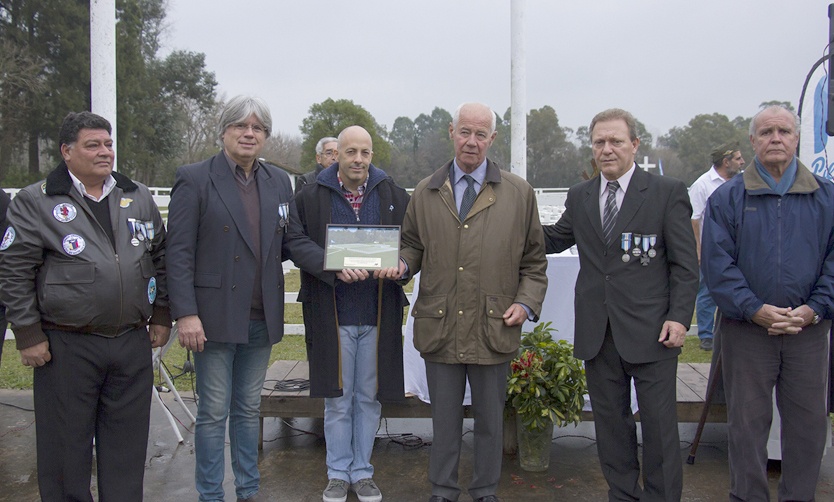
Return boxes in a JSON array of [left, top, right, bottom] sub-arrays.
[[799, 70, 834, 180]]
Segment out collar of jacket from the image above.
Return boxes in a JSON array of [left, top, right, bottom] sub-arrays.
[[427, 158, 503, 190], [45, 160, 138, 196], [742, 158, 818, 195], [317, 163, 390, 192]]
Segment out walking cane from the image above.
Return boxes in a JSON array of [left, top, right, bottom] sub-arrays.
[[686, 348, 722, 465]]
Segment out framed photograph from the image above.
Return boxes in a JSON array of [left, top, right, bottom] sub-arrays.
[[324, 224, 401, 271]]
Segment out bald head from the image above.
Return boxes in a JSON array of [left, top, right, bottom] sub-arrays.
[[337, 125, 374, 192]]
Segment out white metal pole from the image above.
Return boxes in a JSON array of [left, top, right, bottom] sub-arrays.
[[510, 0, 527, 180], [90, 0, 118, 170]]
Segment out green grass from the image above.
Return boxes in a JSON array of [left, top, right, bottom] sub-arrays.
[[0, 334, 713, 391], [0, 269, 418, 390]]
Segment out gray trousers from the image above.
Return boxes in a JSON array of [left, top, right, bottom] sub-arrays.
[[425, 360, 509, 501], [721, 316, 830, 502]]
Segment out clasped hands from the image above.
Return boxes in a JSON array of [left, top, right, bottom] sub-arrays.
[[752, 304, 814, 335]]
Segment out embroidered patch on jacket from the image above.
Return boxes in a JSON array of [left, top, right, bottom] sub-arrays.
[[62, 234, 86, 255], [0, 227, 15, 251], [147, 277, 157, 304], [120, 198, 133, 208], [53, 203, 77, 223]]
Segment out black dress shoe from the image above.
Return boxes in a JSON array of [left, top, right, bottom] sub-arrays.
[[699, 338, 714, 351], [475, 496, 499, 502], [428, 496, 454, 502]]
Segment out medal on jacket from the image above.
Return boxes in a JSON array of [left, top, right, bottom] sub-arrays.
[[640, 235, 651, 266], [632, 233, 643, 257], [620, 232, 632, 262], [647, 234, 657, 258], [127, 218, 142, 246], [278, 202, 289, 228]]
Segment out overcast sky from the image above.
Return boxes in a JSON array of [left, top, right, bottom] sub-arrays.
[[160, 0, 832, 142]]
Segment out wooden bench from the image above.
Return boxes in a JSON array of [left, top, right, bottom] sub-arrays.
[[259, 360, 726, 448]]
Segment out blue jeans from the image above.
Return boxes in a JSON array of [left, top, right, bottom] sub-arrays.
[[193, 320, 271, 501], [324, 325, 381, 483], [696, 273, 716, 341]]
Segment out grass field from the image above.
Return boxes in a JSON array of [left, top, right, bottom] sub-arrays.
[[0, 334, 714, 391]]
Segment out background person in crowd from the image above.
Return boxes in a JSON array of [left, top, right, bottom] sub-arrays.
[[702, 104, 834, 502], [688, 140, 744, 351], [166, 95, 337, 502], [295, 136, 338, 194], [0, 111, 170, 501], [543, 108, 698, 502], [398, 102, 548, 502], [295, 125, 409, 502]]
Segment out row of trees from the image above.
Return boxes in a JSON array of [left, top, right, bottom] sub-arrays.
[[298, 99, 785, 189], [0, 1, 793, 189], [1, 0, 217, 187]]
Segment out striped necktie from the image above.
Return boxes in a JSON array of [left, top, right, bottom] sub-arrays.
[[602, 180, 620, 244]]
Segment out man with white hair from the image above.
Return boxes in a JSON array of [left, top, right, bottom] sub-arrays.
[[702, 105, 834, 501], [295, 136, 338, 194], [399, 102, 547, 502]]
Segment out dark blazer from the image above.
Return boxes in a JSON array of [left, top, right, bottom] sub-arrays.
[[544, 166, 698, 363], [166, 152, 333, 344]]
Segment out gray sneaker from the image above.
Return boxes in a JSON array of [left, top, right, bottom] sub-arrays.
[[323, 479, 349, 502], [351, 478, 382, 502]]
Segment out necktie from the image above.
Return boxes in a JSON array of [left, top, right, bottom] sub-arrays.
[[602, 180, 620, 244], [459, 175, 477, 221]]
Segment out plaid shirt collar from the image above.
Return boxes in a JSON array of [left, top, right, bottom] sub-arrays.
[[337, 171, 367, 218]]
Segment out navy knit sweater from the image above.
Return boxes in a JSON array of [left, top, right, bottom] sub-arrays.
[[318, 164, 387, 326]]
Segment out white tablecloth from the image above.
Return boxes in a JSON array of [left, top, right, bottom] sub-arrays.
[[403, 251, 582, 404]]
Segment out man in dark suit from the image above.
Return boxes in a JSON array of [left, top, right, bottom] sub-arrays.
[[543, 108, 698, 502], [166, 95, 337, 502]]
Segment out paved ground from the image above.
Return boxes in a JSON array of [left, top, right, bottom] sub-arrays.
[[1, 389, 832, 501]]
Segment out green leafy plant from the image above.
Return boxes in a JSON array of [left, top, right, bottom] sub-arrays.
[[506, 322, 587, 431]]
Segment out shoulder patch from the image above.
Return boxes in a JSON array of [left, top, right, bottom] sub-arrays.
[[0, 227, 15, 250]]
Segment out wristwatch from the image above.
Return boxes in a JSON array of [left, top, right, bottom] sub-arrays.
[[811, 311, 821, 325]]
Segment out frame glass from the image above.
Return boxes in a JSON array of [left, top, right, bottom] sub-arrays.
[[324, 224, 401, 270]]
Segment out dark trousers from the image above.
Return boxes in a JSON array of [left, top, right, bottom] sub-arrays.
[[34, 328, 153, 502], [585, 330, 682, 502], [425, 360, 509, 501], [721, 317, 830, 502]]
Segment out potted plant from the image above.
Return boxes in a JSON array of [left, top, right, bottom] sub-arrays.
[[506, 322, 586, 471]]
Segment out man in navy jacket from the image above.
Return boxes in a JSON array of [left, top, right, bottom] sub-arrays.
[[702, 105, 834, 501]]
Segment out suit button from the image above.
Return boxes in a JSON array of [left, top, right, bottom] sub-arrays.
[[232, 285, 237, 290], [605, 275, 611, 281], [223, 226, 230, 232], [489, 309, 494, 314], [437, 309, 443, 315], [463, 224, 469, 229], [458, 310, 463, 316], [458, 266, 463, 271], [234, 256, 240, 262]]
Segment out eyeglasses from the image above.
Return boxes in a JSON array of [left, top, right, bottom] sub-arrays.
[[321, 149, 337, 157], [230, 122, 267, 135]]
